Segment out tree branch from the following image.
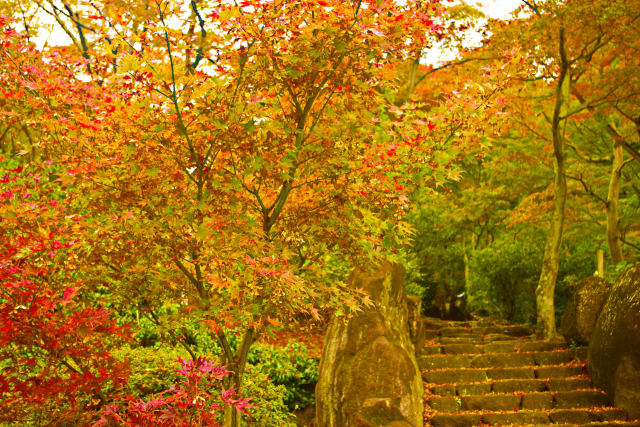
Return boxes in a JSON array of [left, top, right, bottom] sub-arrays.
[[607, 122, 640, 163], [521, 0, 541, 17], [566, 174, 607, 206], [415, 57, 491, 88], [620, 234, 640, 252], [173, 258, 206, 299], [567, 141, 612, 164]]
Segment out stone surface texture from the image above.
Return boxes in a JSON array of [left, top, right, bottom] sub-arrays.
[[560, 276, 611, 345], [589, 263, 640, 418], [315, 262, 423, 427]]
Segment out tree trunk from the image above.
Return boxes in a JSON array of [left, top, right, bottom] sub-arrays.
[[606, 139, 624, 264], [536, 27, 570, 340], [219, 327, 257, 427], [597, 249, 605, 277], [463, 232, 477, 297]]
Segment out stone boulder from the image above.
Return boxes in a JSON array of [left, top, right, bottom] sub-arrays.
[[315, 262, 423, 427], [588, 263, 640, 418], [560, 276, 611, 345]]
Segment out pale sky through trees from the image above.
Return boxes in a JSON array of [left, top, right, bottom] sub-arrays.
[[479, 0, 522, 18], [422, 0, 522, 64], [32, 0, 522, 63]]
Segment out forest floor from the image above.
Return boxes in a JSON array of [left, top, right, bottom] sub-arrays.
[[259, 325, 325, 359]]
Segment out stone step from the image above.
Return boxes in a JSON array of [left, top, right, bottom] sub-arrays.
[[437, 336, 485, 344], [429, 324, 534, 337], [539, 423, 640, 427], [429, 408, 629, 427], [423, 318, 495, 330], [429, 377, 594, 395], [422, 364, 584, 384], [427, 390, 610, 412], [436, 333, 531, 344], [420, 318, 638, 426], [431, 339, 567, 355], [419, 349, 575, 370]]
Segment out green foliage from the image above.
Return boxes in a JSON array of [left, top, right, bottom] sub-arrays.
[[605, 260, 635, 283], [242, 365, 297, 427], [113, 345, 189, 397], [468, 225, 599, 323], [406, 198, 467, 304], [469, 233, 543, 323], [248, 343, 319, 411], [405, 281, 425, 298], [112, 319, 318, 420]]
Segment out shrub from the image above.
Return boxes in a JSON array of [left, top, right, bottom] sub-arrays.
[[248, 342, 319, 411], [469, 235, 543, 323], [113, 346, 189, 398], [242, 364, 296, 426], [113, 334, 317, 423], [97, 358, 252, 427]]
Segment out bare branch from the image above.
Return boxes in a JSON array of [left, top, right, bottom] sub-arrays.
[[173, 258, 206, 299], [607, 122, 640, 163], [521, 0, 542, 17], [567, 142, 612, 164], [415, 57, 491, 88], [566, 174, 607, 205]]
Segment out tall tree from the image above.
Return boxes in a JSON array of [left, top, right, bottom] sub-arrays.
[[2, 2, 458, 424], [479, 0, 640, 338]]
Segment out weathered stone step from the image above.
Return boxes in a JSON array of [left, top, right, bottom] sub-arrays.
[[531, 420, 640, 427], [429, 407, 629, 427], [419, 349, 575, 370], [429, 377, 593, 395], [423, 318, 497, 330], [425, 325, 534, 339], [427, 390, 610, 412], [538, 423, 640, 427], [422, 364, 584, 384], [437, 336, 485, 344], [427, 339, 568, 355], [436, 334, 529, 344]]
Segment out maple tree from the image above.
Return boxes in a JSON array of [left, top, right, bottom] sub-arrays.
[[3, 0, 639, 423], [403, 0, 639, 337], [463, 0, 640, 338], [97, 357, 252, 426], [0, 157, 132, 424], [1, 1, 465, 424], [0, 20, 134, 424]]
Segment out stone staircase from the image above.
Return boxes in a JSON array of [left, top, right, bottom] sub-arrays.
[[420, 318, 640, 426]]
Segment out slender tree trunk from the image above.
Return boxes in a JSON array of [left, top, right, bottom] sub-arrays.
[[221, 327, 257, 427], [463, 232, 477, 297], [606, 139, 624, 264], [536, 27, 570, 340], [597, 249, 605, 277]]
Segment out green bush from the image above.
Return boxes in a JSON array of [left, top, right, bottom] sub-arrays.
[[605, 260, 634, 282], [405, 281, 425, 298], [112, 346, 295, 426], [243, 365, 297, 426], [113, 345, 189, 397], [469, 225, 599, 324], [469, 236, 542, 323], [112, 325, 319, 422], [248, 342, 319, 411]]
